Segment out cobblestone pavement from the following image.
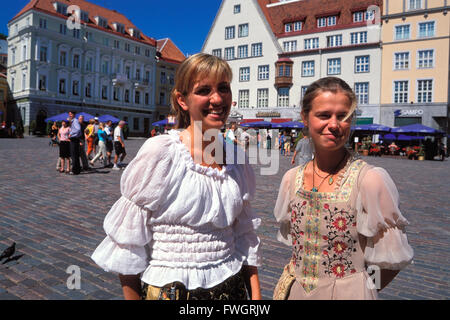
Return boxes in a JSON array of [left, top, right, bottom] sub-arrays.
[[0, 136, 448, 300]]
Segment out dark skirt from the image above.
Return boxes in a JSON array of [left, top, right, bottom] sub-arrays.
[[143, 269, 248, 300], [59, 141, 71, 158]]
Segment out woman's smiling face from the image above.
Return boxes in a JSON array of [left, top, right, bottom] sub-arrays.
[[303, 90, 352, 153], [178, 77, 232, 131]]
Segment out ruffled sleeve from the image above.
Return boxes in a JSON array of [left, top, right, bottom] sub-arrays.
[[356, 167, 414, 270], [91, 136, 174, 275], [233, 164, 262, 267], [274, 167, 297, 246]]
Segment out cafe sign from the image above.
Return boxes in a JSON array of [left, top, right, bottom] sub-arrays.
[[394, 109, 424, 117]]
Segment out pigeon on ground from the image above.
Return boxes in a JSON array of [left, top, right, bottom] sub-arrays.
[[0, 242, 16, 261]]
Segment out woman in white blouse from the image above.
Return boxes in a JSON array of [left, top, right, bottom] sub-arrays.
[[273, 77, 413, 300], [91, 53, 261, 300]]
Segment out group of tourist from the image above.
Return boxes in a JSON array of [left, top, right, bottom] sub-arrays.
[[51, 112, 127, 175], [91, 53, 414, 301]]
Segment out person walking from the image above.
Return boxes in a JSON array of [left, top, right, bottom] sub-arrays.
[[91, 53, 261, 301], [104, 120, 114, 167], [291, 128, 313, 166], [78, 115, 91, 171], [93, 117, 100, 154], [57, 120, 71, 173], [284, 132, 292, 156], [266, 131, 272, 149], [90, 122, 108, 167], [113, 120, 127, 170], [49, 122, 59, 147], [273, 77, 413, 300], [68, 111, 82, 175], [279, 133, 285, 156], [85, 119, 95, 160]]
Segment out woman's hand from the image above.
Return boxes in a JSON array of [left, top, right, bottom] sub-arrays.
[[243, 266, 261, 300]]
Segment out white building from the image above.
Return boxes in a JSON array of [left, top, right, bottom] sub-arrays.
[[202, 0, 383, 125], [7, 0, 158, 135]]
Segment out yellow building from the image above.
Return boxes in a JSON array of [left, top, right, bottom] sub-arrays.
[[380, 0, 449, 133]]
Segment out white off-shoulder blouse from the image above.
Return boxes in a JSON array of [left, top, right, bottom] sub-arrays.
[[91, 130, 261, 290]]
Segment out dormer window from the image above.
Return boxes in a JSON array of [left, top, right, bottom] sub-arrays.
[[353, 10, 375, 23], [317, 15, 338, 28], [54, 2, 68, 15], [95, 16, 108, 29], [284, 21, 303, 33], [129, 28, 141, 39], [113, 23, 125, 34], [80, 11, 89, 23]]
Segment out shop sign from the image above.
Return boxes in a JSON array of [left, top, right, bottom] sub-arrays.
[[394, 109, 424, 117]]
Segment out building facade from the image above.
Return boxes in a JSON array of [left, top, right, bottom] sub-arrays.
[[202, 0, 383, 124], [7, 0, 157, 135], [155, 38, 185, 124], [380, 0, 449, 132]]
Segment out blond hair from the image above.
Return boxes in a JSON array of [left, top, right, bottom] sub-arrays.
[[171, 53, 232, 129]]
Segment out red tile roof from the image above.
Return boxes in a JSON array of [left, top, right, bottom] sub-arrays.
[[157, 38, 186, 64], [257, 0, 382, 37], [11, 0, 156, 47]]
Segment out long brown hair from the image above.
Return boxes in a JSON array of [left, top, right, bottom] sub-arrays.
[[170, 53, 232, 129]]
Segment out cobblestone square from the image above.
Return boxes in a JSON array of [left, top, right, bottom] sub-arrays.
[[0, 136, 448, 300]]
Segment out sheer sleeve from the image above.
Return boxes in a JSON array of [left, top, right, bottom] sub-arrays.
[[233, 164, 261, 267], [274, 167, 297, 246], [91, 136, 174, 274], [356, 167, 414, 270]]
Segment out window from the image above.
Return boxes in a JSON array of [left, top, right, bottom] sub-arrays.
[[278, 88, 289, 107], [285, 23, 292, 33], [251, 43, 262, 57], [85, 83, 92, 97], [418, 22, 435, 38], [355, 82, 369, 105], [238, 45, 248, 59], [327, 58, 341, 75], [212, 49, 222, 58], [258, 65, 269, 80], [102, 85, 108, 100], [418, 49, 434, 68], [284, 65, 291, 77], [103, 38, 109, 47], [98, 17, 108, 29], [22, 45, 27, 61], [145, 93, 149, 105], [234, 5, 241, 14], [160, 71, 166, 84], [60, 51, 67, 66], [136, 69, 141, 80], [302, 61, 315, 77], [353, 11, 364, 22], [283, 41, 297, 52], [417, 79, 432, 103], [159, 92, 165, 105], [115, 23, 125, 34], [224, 47, 234, 60], [39, 18, 47, 29], [225, 26, 235, 39], [85, 31, 92, 41], [304, 38, 319, 50], [238, 90, 249, 108], [135, 91, 140, 104], [327, 35, 342, 47], [126, 66, 131, 79], [393, 81, 409, 103], [101, 61, 109, 74], [125, 43, 130, 52], [239, 67, 250, 82], [145, 71, 151, 82], [72, 80, 79, 96], [355, 56, 370, 73], [238, 24, 249, 37], [395, 25, 410, 40], [113, 87, 120, 101], [350, 31, 367, 44], [39, 75, 46, 91], [39, 46, 47, 62], [81, 11, 89, 23], [11, 48, 16, 65], [86, 57, 93, 72], [59, 79, 66, 94], [318, 15, 337, 28], [55, 2, 68, 15], [73, 29, 80, 39], [293, 21, 302, 31], [133, 118, 139, 131], [394, 52, 409, 70], [145, 49, 150, 57], [408, 0, 422, 10], [135, 46, 140, 55], [73, 54, 80, 68], [278, 65, 284, 77], [114, 40, 120, 49], [125, 89, 130, 102], [257, 89, 269, 108], [22, 73, 26, 91], [59, 24, 67, 35]]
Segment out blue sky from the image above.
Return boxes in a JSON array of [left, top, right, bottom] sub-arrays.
[[0, 0, 221, 55]]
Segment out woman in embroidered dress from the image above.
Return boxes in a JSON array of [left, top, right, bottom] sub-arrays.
[[91, 53, 261, 300], [273, 77, 413, 300]]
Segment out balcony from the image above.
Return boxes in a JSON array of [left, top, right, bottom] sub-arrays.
[[112, 73, 128, 86], [275, 58, 293, 88]]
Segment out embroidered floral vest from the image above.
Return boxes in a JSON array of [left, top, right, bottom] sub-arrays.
[[289, 159, 368, 294]]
